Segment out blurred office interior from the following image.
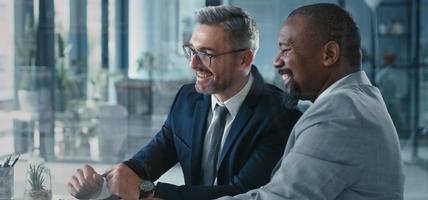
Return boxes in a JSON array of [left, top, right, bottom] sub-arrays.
[[0, 0, 427, 199]]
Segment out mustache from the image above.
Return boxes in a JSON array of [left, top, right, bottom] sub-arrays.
[[277, 68, 292, 76]]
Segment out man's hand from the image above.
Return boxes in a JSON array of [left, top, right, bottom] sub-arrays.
[[68, 164, 104, 199], [105, 163, 142, 200]]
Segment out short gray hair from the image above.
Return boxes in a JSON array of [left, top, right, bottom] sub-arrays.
[[196, 5, 259, 55]]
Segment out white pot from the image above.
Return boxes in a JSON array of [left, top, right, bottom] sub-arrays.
[[18, 89, 51, 112]]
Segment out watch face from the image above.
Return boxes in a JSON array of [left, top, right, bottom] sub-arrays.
[[139, 180, 155, 192]]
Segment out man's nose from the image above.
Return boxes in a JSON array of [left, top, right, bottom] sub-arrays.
[[273, 53, 284, 69], [190, 54, 202, 70]]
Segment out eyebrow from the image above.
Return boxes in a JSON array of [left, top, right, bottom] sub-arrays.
[[278, 43, 290, 48], [187, 40, 219, 53], [198, 47, 215, 52], [279, 39, 294, 48], [191, 45, 216, 52]]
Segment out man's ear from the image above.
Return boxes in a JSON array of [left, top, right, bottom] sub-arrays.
[[322, 41, 340, 66], [240, 49, 254, 68]]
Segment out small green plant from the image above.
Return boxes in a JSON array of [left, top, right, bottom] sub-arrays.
[[54, 32, 81, 112], [137, 51, 156, 79], [24, 164, 51, 200], [27, 164, 47, 190]]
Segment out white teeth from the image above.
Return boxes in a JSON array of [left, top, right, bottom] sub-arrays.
[[196, 72, 211, 78], [282, 74, 290, 81]]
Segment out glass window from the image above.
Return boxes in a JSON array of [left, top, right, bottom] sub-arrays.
[[1, 1, 427, 198], [0, 0, 204, 162], [0, 0, 15, 156]]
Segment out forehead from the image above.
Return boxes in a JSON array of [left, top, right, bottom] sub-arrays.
[[190, 24, 231, 50], [278, 15, 310, 45]]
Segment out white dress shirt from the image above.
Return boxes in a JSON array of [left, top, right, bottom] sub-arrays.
[[202, 73, 254, 185], [91, 74, 254, 199]]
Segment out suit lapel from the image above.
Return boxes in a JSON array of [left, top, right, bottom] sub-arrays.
[[217, 65, 264, 170], [217, 104, 253, 170], [190, 94, 210, 184]]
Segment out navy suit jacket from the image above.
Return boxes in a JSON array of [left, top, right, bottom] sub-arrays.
[[124, 66, 301, 199]]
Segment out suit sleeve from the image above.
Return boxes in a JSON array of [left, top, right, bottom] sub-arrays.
[[154, 109, 302, 200], [123, 87, 185, 181], [219, 120, 364, 200]]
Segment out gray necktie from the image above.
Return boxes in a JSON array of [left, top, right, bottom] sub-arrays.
[[201, 105, 229, 185]]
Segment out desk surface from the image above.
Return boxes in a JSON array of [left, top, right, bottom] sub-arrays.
[[12, 161, 110, 200], [12, 159, 184, 200]]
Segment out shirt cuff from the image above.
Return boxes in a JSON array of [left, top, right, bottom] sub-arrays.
[[92, 179, 112, 200]]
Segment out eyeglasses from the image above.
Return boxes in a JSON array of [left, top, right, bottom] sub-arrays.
[[182, 44, 247, 66]]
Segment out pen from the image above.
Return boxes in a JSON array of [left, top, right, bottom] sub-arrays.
[[11, 154, 20, 167], [2, 155, 11, 167]]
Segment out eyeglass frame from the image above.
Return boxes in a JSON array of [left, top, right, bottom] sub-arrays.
[[182, 44, 248, 66]]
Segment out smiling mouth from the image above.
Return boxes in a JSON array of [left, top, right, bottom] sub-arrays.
[[282, 73, 290, 80], [196, 71, 213, 79], [278, 68, 292, 81], [278, 68, 293, 79]]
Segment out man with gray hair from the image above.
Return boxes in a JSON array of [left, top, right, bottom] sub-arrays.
[[67, 5, 301, 200]]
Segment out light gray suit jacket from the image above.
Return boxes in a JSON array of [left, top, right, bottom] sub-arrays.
[[218, 71, 404, 200]]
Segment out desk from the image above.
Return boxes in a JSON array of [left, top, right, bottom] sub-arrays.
[[12, 159, 110, 200], [11, 158, 184, 200]]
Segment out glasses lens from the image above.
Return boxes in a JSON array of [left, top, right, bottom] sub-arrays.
[[183, 46, 210, 66], [198, 54, 211, 66], [183, 46, 193, 60]]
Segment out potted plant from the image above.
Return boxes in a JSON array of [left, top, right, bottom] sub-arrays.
[[89, 68, 118, 102], [137, 51, 155, 80], [23, 164, 52, 200], [55, 32, 79, 112], [15, 12, 52, 113]]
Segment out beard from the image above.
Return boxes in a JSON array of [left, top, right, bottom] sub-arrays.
[[194, 64, 229, 95], [194, 78, 226, 95], [283, 78, 300, 108], [195, 82, 214, 94], [278, 68, 300, 108]]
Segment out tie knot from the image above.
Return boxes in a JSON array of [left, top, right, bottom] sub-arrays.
[[215, 105, 228, 119]]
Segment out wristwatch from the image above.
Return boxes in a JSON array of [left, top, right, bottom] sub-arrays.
[[139, 180, 156, 198]]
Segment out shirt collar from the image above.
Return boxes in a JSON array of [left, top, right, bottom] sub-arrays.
[[316, 70, 369, 102], [211, 73, 254, 119]]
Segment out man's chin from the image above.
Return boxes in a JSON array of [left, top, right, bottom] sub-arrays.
[[195, 84, 214, 94], [283, 83, 300, 108]]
